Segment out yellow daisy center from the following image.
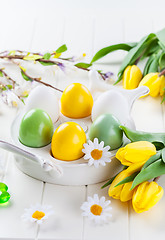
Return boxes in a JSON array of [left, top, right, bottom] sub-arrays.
[[32, 210, 45, 220], [90, 204, 102, 216], [91, 149, 103, 160]]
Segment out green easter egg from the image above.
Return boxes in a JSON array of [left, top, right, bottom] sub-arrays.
[[19, 109, 54, 148], [88, 113, 123, 150]]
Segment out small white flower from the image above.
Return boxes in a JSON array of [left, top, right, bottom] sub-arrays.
[[82, 138, 111, 168], [81, 194, 112, 224], [21, 203, 54, 224], [1, 90, 23, 108], [13, 81, 34, 98]]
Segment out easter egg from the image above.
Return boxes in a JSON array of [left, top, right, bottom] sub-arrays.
[[19, 109, 54, 147], [25, 85, 60, 123], [61, 83, 93, 118], [88, 113, 123, 150], [51, 122, 86, 161], [92, 89, 129, 125]]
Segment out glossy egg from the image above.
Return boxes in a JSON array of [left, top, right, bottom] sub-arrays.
[[92, 89, 129, 125], [25, 85, 60, 123], [19, 109, 54, 147], [51, 122, 86, 161], [61, 83, 93, 118], [88, 113, 123, 150]]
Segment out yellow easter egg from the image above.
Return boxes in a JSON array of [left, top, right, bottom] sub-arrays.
[[51, 122, 86, 161], [61, 83, 93, 118]]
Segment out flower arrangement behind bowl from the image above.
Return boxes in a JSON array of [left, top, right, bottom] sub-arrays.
[[102, 125, 165, 213]]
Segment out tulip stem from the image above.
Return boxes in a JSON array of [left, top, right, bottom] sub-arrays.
[[158, 69, 165, 77], [153, 176, 160, 182]]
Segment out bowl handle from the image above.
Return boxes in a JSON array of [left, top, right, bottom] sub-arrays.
[[0, 140, 63, 176]]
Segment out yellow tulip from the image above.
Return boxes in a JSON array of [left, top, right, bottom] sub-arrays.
[[116, 141, 156, 166], [160, 75, 165, 96], [108, 161, 145, 202], [132, 181, 164, 213], [123, 65, 143, 89], [139, 72, 165, 97]]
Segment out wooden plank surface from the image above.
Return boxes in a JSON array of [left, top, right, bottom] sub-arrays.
[[0, 1, 165, 239]]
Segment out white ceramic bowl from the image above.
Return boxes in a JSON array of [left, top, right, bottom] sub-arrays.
[[10, 113, 123, 186]]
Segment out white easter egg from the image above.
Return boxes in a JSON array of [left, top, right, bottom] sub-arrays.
[[92, 89, 130, 125], [25, 85, 60, 123]]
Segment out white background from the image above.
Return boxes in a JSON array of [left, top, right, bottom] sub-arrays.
[[0, 0, 165, 239]]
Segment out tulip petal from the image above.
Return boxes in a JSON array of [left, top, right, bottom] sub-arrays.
[[160, 76, 165, 96], [123, 141, 156, 164], [123, 66, 131, 89], [116, 148, 126, 161], [108, 170, 128, 199], [120, 182, 134, 202], [132, 181, 164, 213], [129, 65, 142, 89], [149, 77, 162, 97]]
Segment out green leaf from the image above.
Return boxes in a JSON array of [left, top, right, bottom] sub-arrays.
[[0, 71, 3, 77], [56, 44, 67, 53], [74, 62, 92, 69], [143, 55, 155, 76], [115, 172, 139, 187], [141, 152, 161, 170], [141, 39, 159, 59], [158, 40, 165, 51], [117, 33, 156, 82], [131, 159, 165, 189], [159, 52, 165, 70], [156, 28, 165, 49], [43, 53, 51, 60], [114, 74, 123, 85], [101, 175, 117, 189], [161, 94, 165, 104], [162, 148, 165, 163], [6, 84, 13, 89], [21, 70, 32, 81], [147, 51, 162, 73], [90, 42, 137, 63], [39, 61, 56, 66], [120, 125, 165, 149], [1, 86, 6, 91]]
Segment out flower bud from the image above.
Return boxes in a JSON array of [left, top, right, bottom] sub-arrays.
[[108, 161, 145, 202], [108, 170, 134, 202], [123, 65, 142, 89], [139, 73, 165, 97], [116, 141, 156, 166], [132, 181, 164, 213]]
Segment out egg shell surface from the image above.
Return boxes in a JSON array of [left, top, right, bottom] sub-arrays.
[[25, 85, 60, 123]]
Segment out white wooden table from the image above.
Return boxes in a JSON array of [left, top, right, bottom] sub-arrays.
[[0, 1, 165, 239]]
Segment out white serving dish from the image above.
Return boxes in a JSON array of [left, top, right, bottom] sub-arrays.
[[10, 85, 149, 186], [10, 113, 122, 186]]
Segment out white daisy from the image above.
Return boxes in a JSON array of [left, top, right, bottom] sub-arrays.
[[81, 194, 112, 224], [82, 138, 111, 168], [21, 203, 54, 224]]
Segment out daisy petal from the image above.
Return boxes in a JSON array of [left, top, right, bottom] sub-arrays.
[[94, 138, 99, 145], [100, 141, 104, 148], [88, 159, 94, 166], [93, 161, 99, 168], [103, 145, 110, 151], [81, 194, 112, 225]]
